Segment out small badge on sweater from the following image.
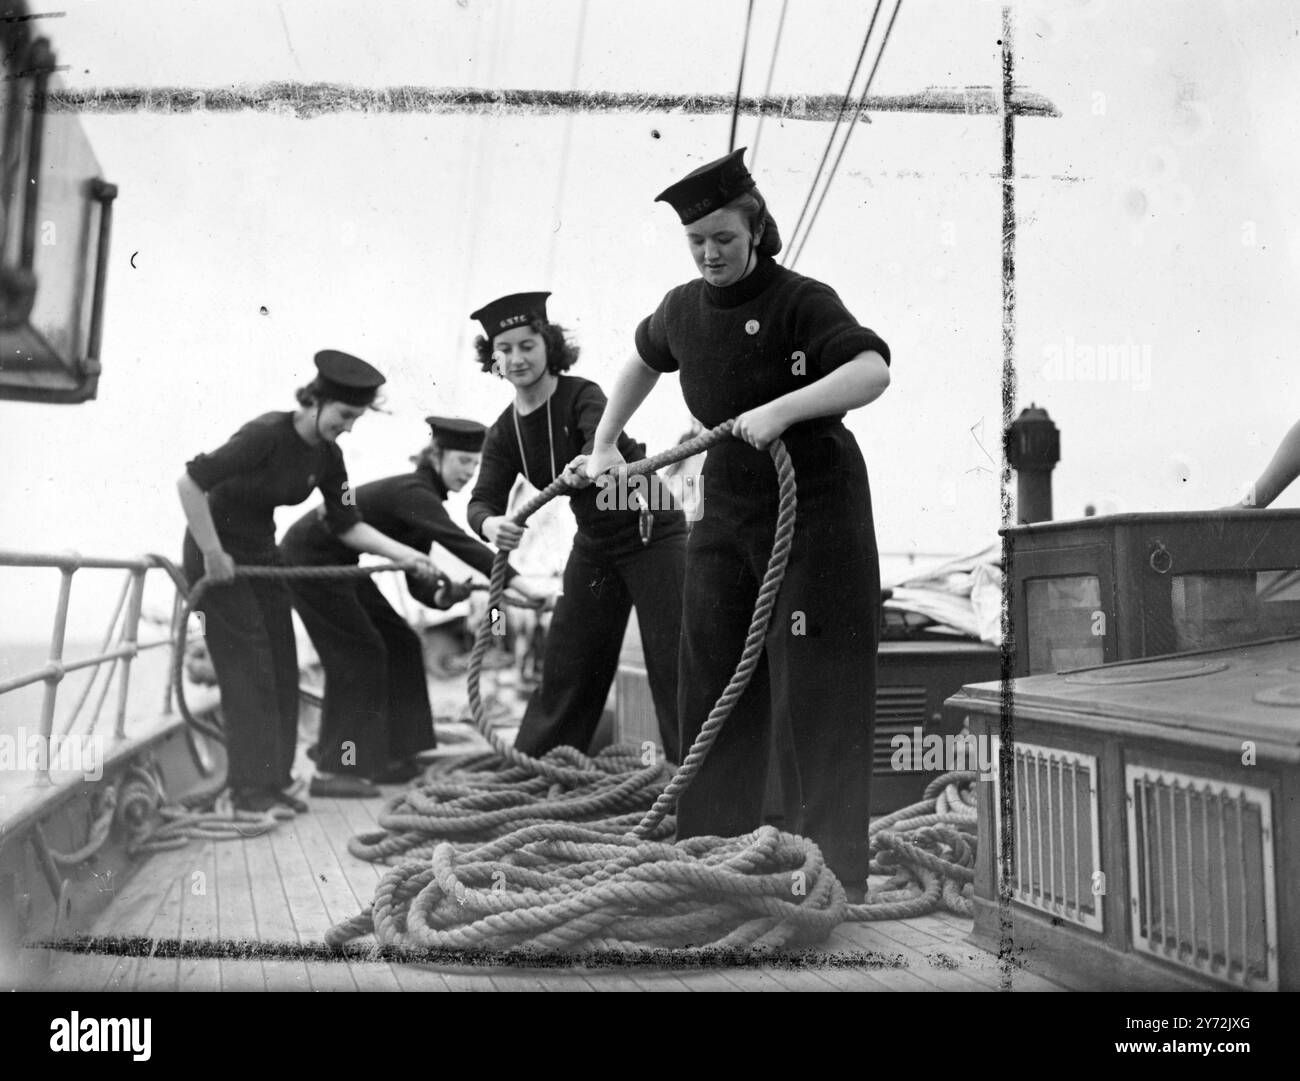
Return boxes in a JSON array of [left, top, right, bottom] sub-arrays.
[[744, 319, 760, 335]]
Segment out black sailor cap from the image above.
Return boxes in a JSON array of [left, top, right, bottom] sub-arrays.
[[313, 349, 386, 407], [470, 292, 552, 342], [655, 147, 756, 224], [425, 416, 487, 452]]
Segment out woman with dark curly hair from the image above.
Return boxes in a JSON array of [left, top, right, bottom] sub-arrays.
[[466, 292, 687, 761]]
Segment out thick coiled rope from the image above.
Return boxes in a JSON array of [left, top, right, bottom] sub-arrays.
[[114, 762, 292, 855], [345, 746, 677, 865], [327, 422, 865, 954], [848, 770, 980, 921], [45, 762, 293, 867]]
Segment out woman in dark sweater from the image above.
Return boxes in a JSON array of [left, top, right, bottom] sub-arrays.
[[176, 350, 437, 813], [279, 417, 551, 797], [466, 292, 687, 762], [587, 149, 892, 889]]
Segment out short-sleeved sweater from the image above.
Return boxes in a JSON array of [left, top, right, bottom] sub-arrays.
[[635, 255, 889, 431], [185, 411, 361, 557]]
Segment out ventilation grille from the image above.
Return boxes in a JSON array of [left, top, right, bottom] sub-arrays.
[[994, 740, 1103, 931], [1126, 767, 1277, 990], [873, 686, 928, 773]]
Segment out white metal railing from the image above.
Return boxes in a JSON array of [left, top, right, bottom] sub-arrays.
[[1126, 766, 1277, 990], [0, 549, 187, 785]]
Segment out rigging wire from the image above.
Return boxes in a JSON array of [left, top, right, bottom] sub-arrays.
[[748, 0, 789, 173], [787, 0, 903, 270], [451, 0, 509, 369], [728, 0, 756, 152], [781, 0, 884, 264], [544, 0, 590, 284]]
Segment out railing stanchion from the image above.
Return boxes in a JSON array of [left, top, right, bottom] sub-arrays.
[[112, 567, 147, 741], [37, 562, 77, 786], [163, 587, 184, 716]]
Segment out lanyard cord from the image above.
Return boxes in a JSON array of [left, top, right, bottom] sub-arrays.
[[512, 394, 557, 489]]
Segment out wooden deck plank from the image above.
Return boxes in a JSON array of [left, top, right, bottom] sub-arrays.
[[241, 824, 312, 992], [297, 802, 401, 992], [622, 968, 696, 992], [95, 845, 194, 992], [487, 968, 553, 992], [164, 957, 266, 990], [127, 874, 183, 992], [822, 925, 933, 991], [868, 917, 1011, 990], [33, 882, 123, 991], [213, 832, 266, 992], [265, 821, 356, 992], [32, 945, 120, 991], [391, 963, 497, 991], [721, 959, 839, 992], [667, 967, 752, 992], [177, 843, 222, 991], [851, 920, 996, 992], [564, 966, 645, 992], [320, 796, 472, 992]]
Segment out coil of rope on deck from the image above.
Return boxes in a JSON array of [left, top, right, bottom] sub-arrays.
[[327, 420, 875, 955]]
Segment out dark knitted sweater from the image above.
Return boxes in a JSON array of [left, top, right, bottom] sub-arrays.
[[185, 411, 361, 557], [467, 374, 670, 542], [281, 461, 515, 579], [635, 256, 890, 431]]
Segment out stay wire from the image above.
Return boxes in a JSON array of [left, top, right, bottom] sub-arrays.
[[782, 0, 885, 265], [788, 0, 904, 271], [748, 0, 789, 173], [728, 0, 756, 152], [544, 0, 590, 284]]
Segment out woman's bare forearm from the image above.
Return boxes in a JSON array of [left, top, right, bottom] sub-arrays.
[[177, 474, 224, 554], [769, 352, 890, 429], [1245, 418, 1300, 507], [592, 354, 662, 450], [338, 522, 427, 564]]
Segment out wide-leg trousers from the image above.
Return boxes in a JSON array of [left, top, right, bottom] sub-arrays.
[[183, 533, 299, 793], [514, 516, 687, 763], [286, 573, 434, 779], [674, 427, 880, 883]]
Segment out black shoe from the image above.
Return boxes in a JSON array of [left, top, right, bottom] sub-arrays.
[[309, 774, 381, 799], [231, 788, 280, 814], [275, 790, 310, 814], [842, 881, 868, 905], [372, 757, 422, 785]]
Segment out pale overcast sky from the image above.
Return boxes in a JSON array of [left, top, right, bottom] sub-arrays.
[[3, 0, 1300, 642]]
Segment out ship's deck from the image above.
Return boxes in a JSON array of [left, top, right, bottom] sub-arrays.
[[27, 785, 1062, 992]]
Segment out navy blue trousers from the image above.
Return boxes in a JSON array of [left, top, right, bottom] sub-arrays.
[[514, 518, 687, 763], [285, 573, 434, 779], [183, 533, 299, 794], [674, 427, 879, 883]]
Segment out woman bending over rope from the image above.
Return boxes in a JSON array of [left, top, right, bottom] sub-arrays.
[[279, 416, 552, 798], [177, 351, 437, 813]]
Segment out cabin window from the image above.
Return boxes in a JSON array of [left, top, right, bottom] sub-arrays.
[[1025, 575, 1104, 675], [1170, 569, 1300, 652]]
